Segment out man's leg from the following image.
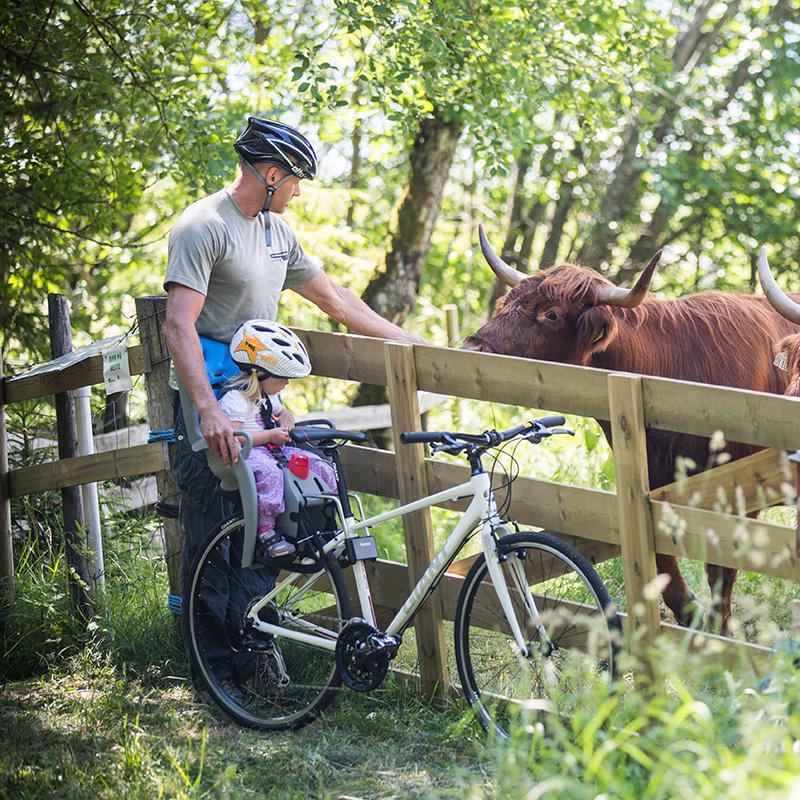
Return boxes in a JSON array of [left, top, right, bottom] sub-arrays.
[[174, 404, 276, 686]]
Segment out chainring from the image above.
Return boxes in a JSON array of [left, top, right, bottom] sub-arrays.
[[335, 619, 391, 692]]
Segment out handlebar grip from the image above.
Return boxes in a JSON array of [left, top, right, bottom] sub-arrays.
[[295, 418, 335, 429], [291, 428, 368, 444], [537, 415, 566, 428], [400, 431, 444, 444]]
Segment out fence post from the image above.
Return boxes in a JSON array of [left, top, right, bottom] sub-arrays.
[[48, 294, 94, 621], [443, 304, 460, 348], [134, 296, 182, 598], [0, 354, 13, 602], [608, 373, 660, 684], [385, 341, 449, 700]]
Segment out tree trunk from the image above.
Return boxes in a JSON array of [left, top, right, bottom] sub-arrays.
[[345, 78, 365, 231], [501, 148, 533, 263], [486, 148, 532, 311], [539, 144, 582, 268], [354, 111, 461, 407], [517, 198, 548, 271], [577, 0, 731, 268], [48, 294, 94, 622], [361, 111, 462, 325], [486, 142, 556, 313]]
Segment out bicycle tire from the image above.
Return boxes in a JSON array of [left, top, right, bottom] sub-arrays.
[[454, 531, 621, 738], [183, 514, 353, 730]]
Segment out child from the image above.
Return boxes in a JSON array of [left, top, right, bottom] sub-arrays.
[[219, 319, 337, 560]]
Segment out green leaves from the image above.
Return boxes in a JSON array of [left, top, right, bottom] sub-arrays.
[[0, 0, 240, 359]]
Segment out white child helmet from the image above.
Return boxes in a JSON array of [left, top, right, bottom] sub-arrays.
[[229, 319, 312, 378]]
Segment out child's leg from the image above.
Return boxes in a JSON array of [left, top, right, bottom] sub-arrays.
[[247, 448, 295, 558]]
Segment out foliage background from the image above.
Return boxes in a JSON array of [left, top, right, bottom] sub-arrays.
[[3, 0, 798, 367]]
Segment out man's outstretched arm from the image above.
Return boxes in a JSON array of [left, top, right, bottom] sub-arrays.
[[294, 272, 428, 344], [164, 284, 241, 466]]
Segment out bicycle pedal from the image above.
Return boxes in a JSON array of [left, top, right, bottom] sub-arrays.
[[240, 636, 272, 652]]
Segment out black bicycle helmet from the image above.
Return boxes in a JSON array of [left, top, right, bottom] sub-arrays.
[[233, 116, 318, 180]]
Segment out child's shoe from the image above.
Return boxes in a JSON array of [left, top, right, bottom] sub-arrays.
[[255, 530, 296, 561]]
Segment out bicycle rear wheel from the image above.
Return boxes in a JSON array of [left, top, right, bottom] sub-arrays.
[[454, 531, 620, 738], [183, 515, 352, 730]]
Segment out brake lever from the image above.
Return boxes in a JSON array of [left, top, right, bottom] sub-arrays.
[[431, 442, 464, 455], [524, 427, 574, 444]]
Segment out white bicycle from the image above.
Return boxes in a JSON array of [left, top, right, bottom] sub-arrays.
[[183, 415, 621, 737]]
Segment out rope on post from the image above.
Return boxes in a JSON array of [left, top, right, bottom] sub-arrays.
[[147, 428, 176, 443], [167, 593, 182, 615]]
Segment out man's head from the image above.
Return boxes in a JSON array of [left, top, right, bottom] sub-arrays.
[[233, 117, 318, 214], [234, 116, 317, 177]]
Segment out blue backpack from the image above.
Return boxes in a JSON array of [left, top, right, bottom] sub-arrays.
[[200, 336, 240, 397]]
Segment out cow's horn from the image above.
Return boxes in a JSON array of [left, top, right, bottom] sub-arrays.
[[595, 250, 661, 308], [757, 246, 800, 324], [479, 225, 526, 287]]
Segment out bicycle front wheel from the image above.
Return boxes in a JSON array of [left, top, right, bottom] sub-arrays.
[[454, 531, 620, 738], [184, 515, 352, 731]]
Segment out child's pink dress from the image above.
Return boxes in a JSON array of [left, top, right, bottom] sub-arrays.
[[217, 390, 336, 541]]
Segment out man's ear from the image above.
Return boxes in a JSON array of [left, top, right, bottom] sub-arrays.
[[575, 307, 618, 356]]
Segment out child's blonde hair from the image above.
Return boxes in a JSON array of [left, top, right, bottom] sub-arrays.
[[225, 371, 262, 405]]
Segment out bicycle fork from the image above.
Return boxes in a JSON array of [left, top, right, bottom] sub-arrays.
[[482, 516, 552, 659]]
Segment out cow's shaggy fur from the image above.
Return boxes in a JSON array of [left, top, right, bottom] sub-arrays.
[[468, 261, 800, 630]]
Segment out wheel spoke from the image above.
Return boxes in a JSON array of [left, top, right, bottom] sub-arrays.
[[454, 532, 620, 738], [185, 517, 352, 731]]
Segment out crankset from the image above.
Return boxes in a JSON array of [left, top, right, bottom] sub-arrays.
[[334, 619, 401, 692]]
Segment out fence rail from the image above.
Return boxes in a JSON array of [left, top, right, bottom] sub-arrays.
[[2, 322, 798, 689]]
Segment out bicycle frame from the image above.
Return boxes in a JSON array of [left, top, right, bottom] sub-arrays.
[[245, 469, 540, 658]]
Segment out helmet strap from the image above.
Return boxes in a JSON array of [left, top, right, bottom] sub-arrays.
[[242, 159, 295, 214]]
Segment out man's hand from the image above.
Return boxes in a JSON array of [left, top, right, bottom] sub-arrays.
[[200, 405, 240, 467], [275, 409, 296, 430]]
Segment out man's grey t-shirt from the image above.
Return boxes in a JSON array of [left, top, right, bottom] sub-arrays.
[[164, 189, 321, 342]]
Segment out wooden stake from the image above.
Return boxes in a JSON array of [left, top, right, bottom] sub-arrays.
[[443, 304, 460, 348], [0, 353, 13, 602], [48, 294, 94, 622], [385, 342, 449, 700], [134, 296, 182, 597], [608, 373, 660, 685]]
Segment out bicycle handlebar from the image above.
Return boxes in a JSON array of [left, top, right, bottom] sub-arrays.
[[400, 415, 567, 448], [290, 428, 369, 445]]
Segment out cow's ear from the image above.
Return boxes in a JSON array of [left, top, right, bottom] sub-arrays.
[[576, 306, 618, 356]]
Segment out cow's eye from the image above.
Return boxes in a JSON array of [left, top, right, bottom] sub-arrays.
[[545, 310, 560, 322]]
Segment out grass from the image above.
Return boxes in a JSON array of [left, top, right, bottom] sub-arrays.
[[3, 627, 800, 799], [0, 655, 488, 799], [3, 531, 800, 800]]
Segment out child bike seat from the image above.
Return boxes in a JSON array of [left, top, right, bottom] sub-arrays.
[[175, 374, 261, 569]]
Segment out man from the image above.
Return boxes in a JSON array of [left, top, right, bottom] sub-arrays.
[[164, 117, 422, 692], [166, 116, 422, 468]]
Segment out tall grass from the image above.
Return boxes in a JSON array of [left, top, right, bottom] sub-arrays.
[[1, 508, 182, 682]]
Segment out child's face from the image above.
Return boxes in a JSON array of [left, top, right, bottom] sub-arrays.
[[261, 376, 289, 394]]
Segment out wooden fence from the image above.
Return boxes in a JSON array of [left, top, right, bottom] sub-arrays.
[[1, 299, 798, 697]]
